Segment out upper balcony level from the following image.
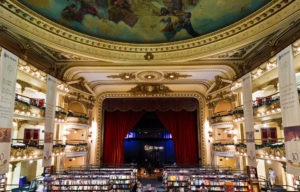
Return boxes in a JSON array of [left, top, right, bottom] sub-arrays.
[[14, 94, 89, 127]]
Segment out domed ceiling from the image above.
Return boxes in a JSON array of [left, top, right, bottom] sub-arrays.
[[18, 0, 271, 44]]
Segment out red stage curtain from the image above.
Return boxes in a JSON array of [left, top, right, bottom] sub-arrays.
[[103, 110, 145, 163], [155, 110, 198, 164]]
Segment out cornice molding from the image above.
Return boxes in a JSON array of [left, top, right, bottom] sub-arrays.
[[94, 91, 206, 164], [0, 0, 297, 62]]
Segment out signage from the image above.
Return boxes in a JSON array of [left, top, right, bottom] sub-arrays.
[[0, 49, 18, 174]]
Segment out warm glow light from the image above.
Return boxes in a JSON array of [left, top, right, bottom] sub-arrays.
[[225, 158, 228, 160], [258, 113, 260, 116], [170, 75, 174, 78], [29, 160, 33, 164], [267, 160, 271, 164], [11, 157, 15, 160], [261, 155, 264, 158], [34, 155, 37, 158], [272, 110, 275, 113]]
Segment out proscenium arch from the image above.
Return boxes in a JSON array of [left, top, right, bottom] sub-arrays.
[[95, 92, 206, 165]]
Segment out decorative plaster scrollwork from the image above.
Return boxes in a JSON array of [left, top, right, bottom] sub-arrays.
[[127, 84, 172, 95], [107, 73, 136, 81]]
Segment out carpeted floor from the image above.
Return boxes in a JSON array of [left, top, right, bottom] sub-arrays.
[[140, 179, 165, 192]]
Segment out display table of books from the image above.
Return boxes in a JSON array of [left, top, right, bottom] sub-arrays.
[[162, 166, 249, 192], [32, 165, 138, 192]]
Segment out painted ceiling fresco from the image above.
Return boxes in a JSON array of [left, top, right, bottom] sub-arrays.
[[18, 0, 272, 44]]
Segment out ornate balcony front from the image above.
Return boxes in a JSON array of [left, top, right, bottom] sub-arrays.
[[10, 139, 65, 162], [213, 138, 286, 162], [65, 141, 88, 158], [65, 112, 89, 130]]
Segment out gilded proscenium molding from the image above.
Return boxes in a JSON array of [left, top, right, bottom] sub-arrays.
[[107, 73, 136, 81], [95, 92, 206, 164], [127, 84, 173, 95], [0, 0, 296, 62], [164, 72, 192, 80]]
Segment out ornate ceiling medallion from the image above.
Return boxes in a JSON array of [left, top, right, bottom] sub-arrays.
[[127, 84, 173, 95], [137, 71, 163, 81], [164, 72, 192, 80], [107, 73, 136, 80]]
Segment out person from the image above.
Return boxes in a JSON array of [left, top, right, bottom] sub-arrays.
[[132, 182, 137, 192], [137, 181, 142, 192], [200, 183, 207, 192], [269, 168, 276, 186], [35, 181, 44, 192]]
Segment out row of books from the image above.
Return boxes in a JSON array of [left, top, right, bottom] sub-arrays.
[[211, 186, 224, 191], [168, 176, 189, 181], [53, 180, 110, 185], [110, 176, 130, 179], [52, 186, 110, 190], [167, 182, 188, 186], [114, 180, 130, 184], [233, 182, 248, 186], [168, 188, 185, 192], [112, 185, 130, 189], [190, 180, 209, 185], [234, 187, 248, 191], [191, 186, 208, 191]]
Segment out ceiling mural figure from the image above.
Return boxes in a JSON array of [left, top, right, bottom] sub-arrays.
[[17, 0, 272, 43]]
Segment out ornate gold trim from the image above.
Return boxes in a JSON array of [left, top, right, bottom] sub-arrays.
[[127, 84, 173, 95], [0, 0, 296, 62], [164, 72, 192, 80], [107, 73, 136, 81], [95, 92, 206, 164]]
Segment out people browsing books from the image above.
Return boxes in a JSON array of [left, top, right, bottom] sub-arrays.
[[200, 183, 207, 192], [137, 181, 142, 192], [269, 168, 276, 186]]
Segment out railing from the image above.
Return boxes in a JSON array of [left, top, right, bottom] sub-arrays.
[[11, 139, 63, 146], [214, 138, 284, 145], [66, 140, 87, 145], [15, 93, 64, 111], [67, 111, 89, 120]]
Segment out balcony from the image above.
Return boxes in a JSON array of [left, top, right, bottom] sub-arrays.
[[9, 139, 88, 162], [14, 94, 67, 123], [211, 111, 233, 128], [65, 140, 88, 158], [65, 112, 90, 130], [212, 138, 286, 162], [10, 139, 65, 162]]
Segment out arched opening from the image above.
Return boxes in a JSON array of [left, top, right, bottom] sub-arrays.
[[214, 100, 232, 115], [68, 102, 86, 114]]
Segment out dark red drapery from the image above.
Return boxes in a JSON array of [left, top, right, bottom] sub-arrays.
[[103, 110, 145, 164], [155, 110, 198, 164]]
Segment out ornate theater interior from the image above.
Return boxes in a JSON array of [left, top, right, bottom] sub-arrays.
[[0, 0, 300, 191]]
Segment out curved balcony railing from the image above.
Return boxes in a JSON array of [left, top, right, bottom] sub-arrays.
[[10, 139, 88, 162], [212, 138, 286, 161]]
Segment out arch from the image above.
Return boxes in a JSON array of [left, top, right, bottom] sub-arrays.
[[214, 100, 232, 115], [95, 92, 206, 165], [69, 101, 87, 114]]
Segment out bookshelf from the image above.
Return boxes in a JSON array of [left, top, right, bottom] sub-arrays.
[[246, 166, 260, 192], [0, 174, 6, 191]]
